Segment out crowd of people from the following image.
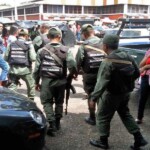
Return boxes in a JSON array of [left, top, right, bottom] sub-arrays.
[[0, 20, 149, 149]]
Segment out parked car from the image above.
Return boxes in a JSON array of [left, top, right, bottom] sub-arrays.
[[0, 87, 47, 150], [105, 18, 150, 65]]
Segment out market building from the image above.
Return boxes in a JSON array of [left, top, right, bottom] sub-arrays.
[[0, 0, 150, 21]]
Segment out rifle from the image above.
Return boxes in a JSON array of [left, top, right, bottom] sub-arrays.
[[65, 74, 76, 115]]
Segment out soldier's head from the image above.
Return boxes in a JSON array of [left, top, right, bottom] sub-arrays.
[[102, 34, 119, 54], [47, 27, 62, 43], [18, 29, 29, 40], [9, 25, 19, 36], [40, 23, 49, 34], [81, 24, 95, 40]]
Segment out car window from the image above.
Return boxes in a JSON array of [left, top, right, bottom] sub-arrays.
[[120, 30, 141, 37]]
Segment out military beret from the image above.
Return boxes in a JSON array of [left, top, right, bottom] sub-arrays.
[[103, 34, 119, 46], [19, 29, 29, 35], [48, 27, 62, 37], [81, 24, 94, 33]]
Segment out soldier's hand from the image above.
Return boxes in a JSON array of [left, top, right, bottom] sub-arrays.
[[35, 84, 41, 91]]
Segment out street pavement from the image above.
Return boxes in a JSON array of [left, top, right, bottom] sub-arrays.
[[17, 46, 150, 150]]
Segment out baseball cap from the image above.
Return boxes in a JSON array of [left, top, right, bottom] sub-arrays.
[[103, 34, 119, 46], [48, 27, 62, 37], [81, 24, 94, 33], [19, 29, 29, 35]]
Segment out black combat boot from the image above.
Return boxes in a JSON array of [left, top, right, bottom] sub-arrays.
[[130, 131, 148, 149], [47, 122, 57, 137], [85, 116, 96, 125], [90, 136, 109, 149], [55, 118, 61, 130]]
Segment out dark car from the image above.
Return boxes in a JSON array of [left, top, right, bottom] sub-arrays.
[[0, 87, 47, 150]]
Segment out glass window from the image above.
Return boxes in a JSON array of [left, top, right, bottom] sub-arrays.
[[25, 7, 39, 14], [43, 5, 62, 13], [3, 10, 11, 16], [128, 4, 148, 13], [65, 5, 82, 14], [84, 6, 101, 14], [17, 9, 24, 15]]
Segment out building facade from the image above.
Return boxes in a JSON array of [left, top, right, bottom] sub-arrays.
[[0, 0, 150, 21]]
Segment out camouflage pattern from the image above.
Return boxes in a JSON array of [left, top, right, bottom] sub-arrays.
[[33, 43, 77, 122], [4, 38, 36, 100], [90, 49, 140, 137]]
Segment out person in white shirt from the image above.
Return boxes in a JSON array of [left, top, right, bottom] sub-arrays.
[[7, 25, 19, 45]]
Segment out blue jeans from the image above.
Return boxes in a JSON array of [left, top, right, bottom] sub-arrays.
[[0, 55, 9, 81], [137, 75, 150, 120]]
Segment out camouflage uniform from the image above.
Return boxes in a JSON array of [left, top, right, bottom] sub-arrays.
[[33, 27, 77, 136], [89, 34, 148, 150], [4, 29, 36, 100], [76, 24, 104, 125]]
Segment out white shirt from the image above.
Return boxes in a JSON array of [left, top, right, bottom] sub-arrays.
[[7, 35, 17, 45]]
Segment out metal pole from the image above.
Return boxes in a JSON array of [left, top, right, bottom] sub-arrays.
[[14, 0, 18, 20]]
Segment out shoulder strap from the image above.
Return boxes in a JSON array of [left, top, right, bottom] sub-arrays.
[[84, 45, 107, 55], [105, 58, 132, 65], [43, 46, 63, 67]]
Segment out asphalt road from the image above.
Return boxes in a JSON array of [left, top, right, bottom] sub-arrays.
[[17, 46, 150, 150]]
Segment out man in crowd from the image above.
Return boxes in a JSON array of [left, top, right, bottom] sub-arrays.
[[32, 23, 49, 52], [4, 29, 36, 100], [76, 24, 105, 125], [33, 27, 77, 137], [89, 34, 148, 150], [7, 25, 19, 45]]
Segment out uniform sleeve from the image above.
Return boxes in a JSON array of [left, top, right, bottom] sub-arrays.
[[32, 36, 42, 47], [90, 61, 112, 102], [66, 49, 77, 75], [29, 44, 36, 62], [75, 45, 84, 72], [130, 56, 140, 80], [33, 49, 42, 84]]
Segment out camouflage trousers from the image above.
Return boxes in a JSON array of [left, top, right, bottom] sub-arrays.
[[40, 78, 66, 123], [8, 73, 35, 100]]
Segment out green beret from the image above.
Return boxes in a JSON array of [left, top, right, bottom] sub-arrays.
[[103, 34, 119, 46], [81, 24, 94, 33], [48, 27, 62, 37]]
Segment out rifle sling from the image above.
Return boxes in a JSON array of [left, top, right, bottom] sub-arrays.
[[43, 47, 63, 67], [105, 58, 132, 65], [84, 45, 107, 55]]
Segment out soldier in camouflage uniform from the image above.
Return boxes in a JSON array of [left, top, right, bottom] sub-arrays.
[[4, 29, 36, 100], [76, 24, 105, 125], [89, 34, 148, 150], [33, 27, 77, 136]]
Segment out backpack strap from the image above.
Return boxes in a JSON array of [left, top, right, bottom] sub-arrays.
[[105, 58, 132, 65], [84, 45, 107, 55]]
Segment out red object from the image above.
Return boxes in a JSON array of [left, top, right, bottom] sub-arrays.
[[141, 57, 150, 76], [3, 36, 8, 47]]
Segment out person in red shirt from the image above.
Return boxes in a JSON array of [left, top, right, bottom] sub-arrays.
[[136, 49, 150, 124]]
